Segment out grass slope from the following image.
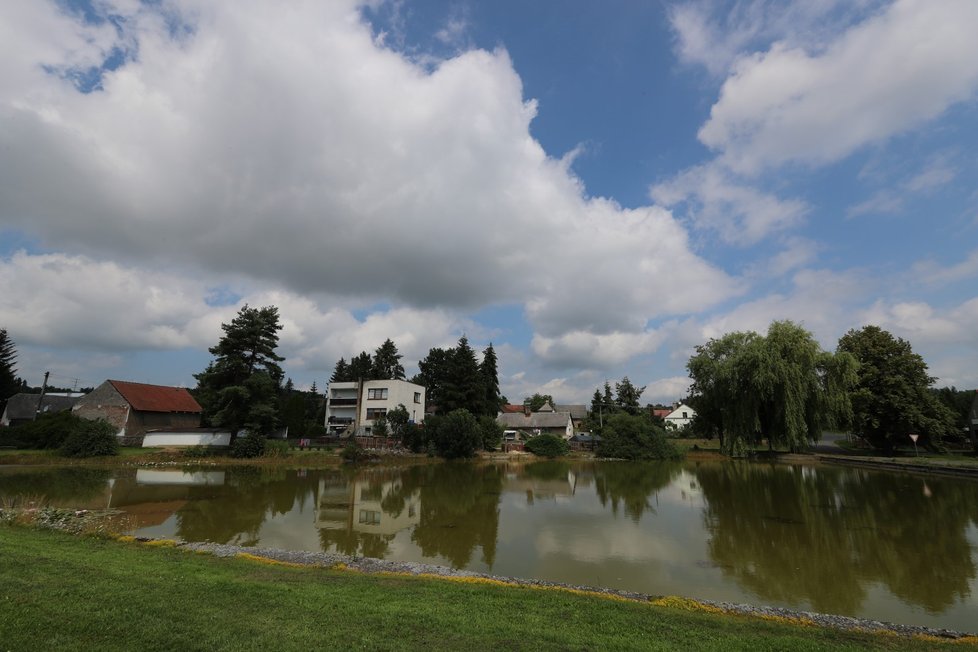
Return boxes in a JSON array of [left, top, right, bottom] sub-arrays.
[[1, 527, 969, 651]]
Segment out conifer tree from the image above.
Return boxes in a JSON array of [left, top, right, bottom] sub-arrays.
[[0, 328, 19, 402], [330, 358, 350, 383], [479, 343, 504, 416], [372, 338, 405, 380], [194, 305, 284, 439], [348, 351, 373, 381]]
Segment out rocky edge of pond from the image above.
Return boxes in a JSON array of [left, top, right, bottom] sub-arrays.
[[171, 537, 973, 641]]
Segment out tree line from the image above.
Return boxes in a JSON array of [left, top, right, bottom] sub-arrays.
[[686, 321, 971, 454]]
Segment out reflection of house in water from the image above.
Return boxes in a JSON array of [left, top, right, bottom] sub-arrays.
[[97, 469, 227, 529], [315, 476, 420, 536], [503, 464, 578, 503]]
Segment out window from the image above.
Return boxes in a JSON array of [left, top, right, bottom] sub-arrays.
[[682, 411, 688, 419], [358, 510, 381, 525], [367, 388, 388, 400], [414, 392, 421, 404], [366, 408, 387, 420]]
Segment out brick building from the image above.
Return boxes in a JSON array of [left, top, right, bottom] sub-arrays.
[[72, 380, 202, 445]]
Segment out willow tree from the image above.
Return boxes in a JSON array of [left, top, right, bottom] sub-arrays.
[[687, 321, 857, 454]]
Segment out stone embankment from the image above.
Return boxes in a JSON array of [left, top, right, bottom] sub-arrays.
[[163, 538, 972, 642], [816, 454, 978, 479]]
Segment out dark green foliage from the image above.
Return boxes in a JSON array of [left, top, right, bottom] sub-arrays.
[[58, 419, 119, 458], [371, 339, 405, 380], [415, 337, 492, 416], [401, 423, 428, 453], [929, 386, 976, 437], [330, 357, 350, 383], [371, 415, 389, 438], [431, 408, 481, 459], [348, 352, 373, 382], [386, 404, 410, 439], [0, 328, 20, 404], [839, 325, 956, 451], [0, 411, 87, 450], [181, 446, 221, 459], [688, 321, 857, 454], [524, 433, 570, 458], [229, 433, 266, 458], [479, 343, 504, 415], [597, 413, 681, 461], [614, 377, 645, 414], [194, 305, 284, 438], [478, 415, 503, 451]]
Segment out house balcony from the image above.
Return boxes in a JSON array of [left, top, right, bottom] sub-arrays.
[[329, 398, 358, 407]]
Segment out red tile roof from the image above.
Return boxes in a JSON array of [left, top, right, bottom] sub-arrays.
[[652, 409, 671, 418], [500, 404, 525, 413], [108, 380, 202, 413]]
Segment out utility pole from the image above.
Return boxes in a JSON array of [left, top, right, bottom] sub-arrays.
[[33, 371, 50, 421]]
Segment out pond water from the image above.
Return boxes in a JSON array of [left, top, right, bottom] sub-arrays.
[[2, 460, 977, 632]]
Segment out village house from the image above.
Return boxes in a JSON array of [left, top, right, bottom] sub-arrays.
[[496, 401, 574, 440], [72, 380, 202, 445], [664, 403, 696, 431], [1, 392, 82, 427], [324, 379, 425, 436]]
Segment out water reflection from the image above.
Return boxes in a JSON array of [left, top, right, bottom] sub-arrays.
[[2, 460, 976, 630], [693, 462, 978, 614]]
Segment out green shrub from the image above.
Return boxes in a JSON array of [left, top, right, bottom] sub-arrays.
[[263, 439, 290, 458], [340, 441, 371, 464], [0, 411, 82, 450], [478, 416, 503, 451], [58, 419, 119, 458], [597, 413, 682, 461], [229, 433, 266, 458], [431, 409, 481, 459], [182, 446, 219, 458], [524, 434, 570, 458]]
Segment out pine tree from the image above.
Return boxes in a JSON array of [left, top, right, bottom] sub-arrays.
[[0, 328, 20, 406], [348, 351, 373, 381], [194, 305, 285, 439], [479, 343, 503, 416], [330, 358, 350, 383], [372, 338, 405, 380], [615, 377, 645, 415], [415, 347, 451, 409]]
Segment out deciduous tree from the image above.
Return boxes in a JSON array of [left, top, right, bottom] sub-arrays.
[[687, 321, 857, 454], [838, 325, 956, 451]]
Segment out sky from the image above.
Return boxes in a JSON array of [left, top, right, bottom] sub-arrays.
[[1, 0, 977, 403]]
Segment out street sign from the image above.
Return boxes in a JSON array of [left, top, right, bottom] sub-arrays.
[[909, 434, 918, 443]]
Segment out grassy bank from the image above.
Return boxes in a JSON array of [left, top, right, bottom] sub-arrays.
[[0, 526, 971, 650]]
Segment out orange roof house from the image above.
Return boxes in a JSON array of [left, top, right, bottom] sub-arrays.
[[72, 380, 202, 444]]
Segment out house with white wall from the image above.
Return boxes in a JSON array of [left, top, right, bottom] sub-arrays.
[[664, 403, 696, 431], [324, 379, 425, 436]]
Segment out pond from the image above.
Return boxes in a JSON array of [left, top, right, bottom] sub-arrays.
[[2, 459, 976, 632]]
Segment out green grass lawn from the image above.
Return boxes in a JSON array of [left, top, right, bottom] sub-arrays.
[[0, 526, 970, 651]]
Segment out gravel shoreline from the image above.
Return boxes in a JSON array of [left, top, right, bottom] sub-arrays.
[[168, 537, 973, 641]]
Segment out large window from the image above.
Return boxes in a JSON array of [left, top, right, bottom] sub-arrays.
[[366, 408, 387, 420], [367, 388, 388, 400]]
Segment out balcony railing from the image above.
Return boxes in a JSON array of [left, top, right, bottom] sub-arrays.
[[329, 398, 358, 407]]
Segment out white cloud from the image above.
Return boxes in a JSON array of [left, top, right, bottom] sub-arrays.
[[531, 327, 672, 370], [698, 0, 978, 174], [0, 0, 734, 346], [668, 0, 879, 77], [643, 376, 692, 404], [912, 249, 978, 285], [651, 163, 808, 245]]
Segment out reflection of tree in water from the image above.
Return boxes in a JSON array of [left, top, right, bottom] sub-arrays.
[[695, 462, 978, 614], [176, 467, 319, 546], [0, 467, 112, 505], [593, 461, 681, 522], [317, 526, 395, 559], [405, 463, 503, 569]]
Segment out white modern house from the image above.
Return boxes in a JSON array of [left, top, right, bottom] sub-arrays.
[[324, 379, 425, 436], [664, 403, 696, 431]]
